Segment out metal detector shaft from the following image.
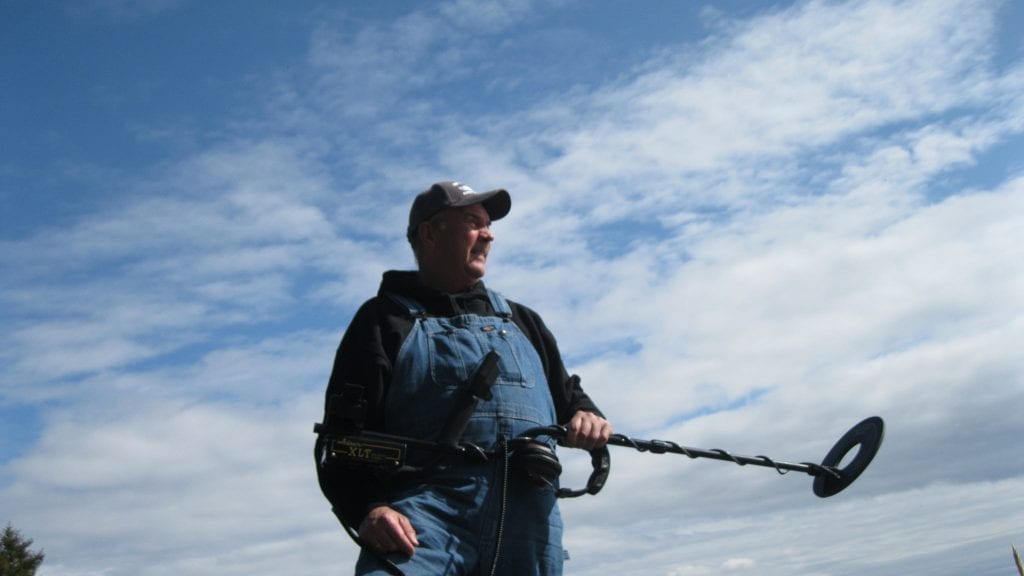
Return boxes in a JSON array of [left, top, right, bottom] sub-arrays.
[[520, 416, 885, 498], [604, 434, 831, 477]]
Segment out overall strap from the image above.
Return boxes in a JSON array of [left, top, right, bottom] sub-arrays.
[[486, 289, 513, 319], [384, 292, 427, 318]]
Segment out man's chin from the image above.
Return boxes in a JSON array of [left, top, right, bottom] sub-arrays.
[[466, 262, 487, 279]]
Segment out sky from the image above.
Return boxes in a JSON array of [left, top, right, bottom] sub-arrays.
[[1, 0, 1022, 574]]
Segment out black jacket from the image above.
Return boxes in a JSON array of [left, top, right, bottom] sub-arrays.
[[316, 270, 603, 528]]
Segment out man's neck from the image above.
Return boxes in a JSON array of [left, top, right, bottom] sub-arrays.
[[417, 269, 479, 294]]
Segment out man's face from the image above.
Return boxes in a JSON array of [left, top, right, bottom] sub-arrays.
[[426, 203, 494, 290]]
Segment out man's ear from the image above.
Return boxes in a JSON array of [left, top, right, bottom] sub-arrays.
[[417, 221, 436, 249]]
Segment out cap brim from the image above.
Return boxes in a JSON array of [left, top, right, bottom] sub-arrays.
[[452, 189, 511, 221]]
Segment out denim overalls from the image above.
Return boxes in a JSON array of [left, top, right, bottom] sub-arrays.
[[355, 290, 564, 576]]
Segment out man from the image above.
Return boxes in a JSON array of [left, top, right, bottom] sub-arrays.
[[316, 181, 612, 575]]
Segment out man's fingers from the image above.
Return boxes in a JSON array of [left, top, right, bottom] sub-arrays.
[[395, 514, 419, 555], [566, 411, 613, 450], [360, 506, 419, 557], [400, 515, 418, 544], [376, 513, 417, 557]]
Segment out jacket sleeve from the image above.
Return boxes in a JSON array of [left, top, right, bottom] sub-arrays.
[[315, 298, 391, 530], [510, 302, 604, 422]]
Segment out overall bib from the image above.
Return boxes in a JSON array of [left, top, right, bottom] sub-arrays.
[[355, 290, 564, 576]]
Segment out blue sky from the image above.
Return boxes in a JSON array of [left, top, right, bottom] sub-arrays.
[[2, 1, 1023, 575]]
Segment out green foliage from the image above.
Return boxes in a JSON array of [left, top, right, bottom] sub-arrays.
[[0, 524, 45, 576]]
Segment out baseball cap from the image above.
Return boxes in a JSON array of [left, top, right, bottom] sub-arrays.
[[406, 181, 511, 241]]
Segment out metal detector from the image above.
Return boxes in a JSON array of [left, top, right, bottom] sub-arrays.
[[316, 415, 884, 498], [516, 415, 885, 498]]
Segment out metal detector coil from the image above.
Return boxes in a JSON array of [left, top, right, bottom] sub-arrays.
[[812, 416, 885, 497]]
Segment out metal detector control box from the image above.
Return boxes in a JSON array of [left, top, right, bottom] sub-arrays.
[[328, 436, 406, 470]]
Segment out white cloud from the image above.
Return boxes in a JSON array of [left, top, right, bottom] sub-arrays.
[[722, 557, 757, 570], [511, 0, 998, 214]]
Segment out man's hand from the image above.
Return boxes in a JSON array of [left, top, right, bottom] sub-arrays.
[[358, 505, 419, 557], [565, 410, 613, 450]]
